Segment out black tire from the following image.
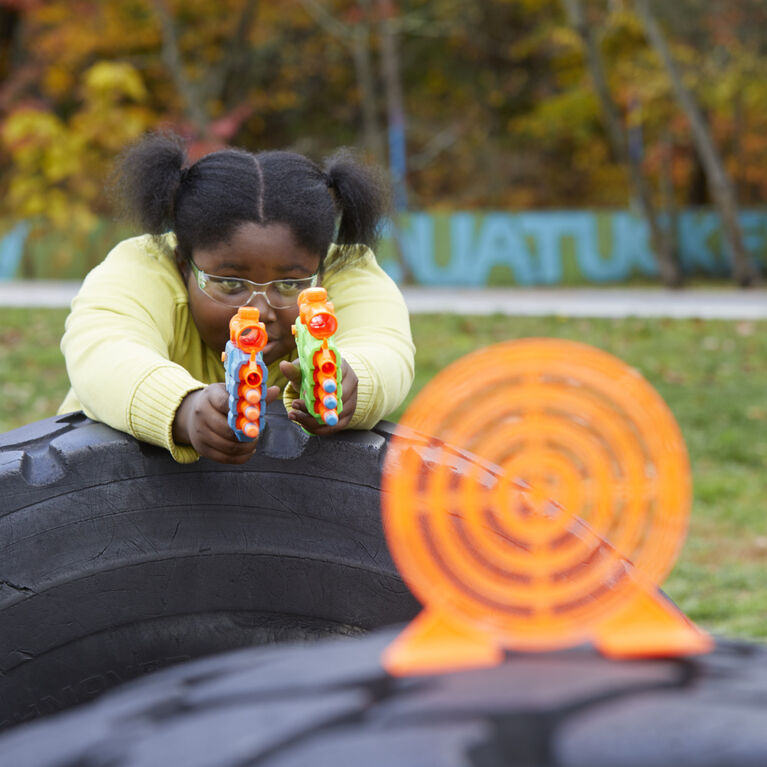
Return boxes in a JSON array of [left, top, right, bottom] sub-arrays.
[[0, 625, 766, 767], [0, 406, 418, 730]]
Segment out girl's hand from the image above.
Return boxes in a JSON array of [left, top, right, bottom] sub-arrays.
[[279, 358, 358, 435], [173, 383, 282, 464]]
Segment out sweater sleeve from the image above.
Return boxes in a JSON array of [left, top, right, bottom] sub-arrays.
[[59, 239, 204, 463], [283, 248, 415, 429]]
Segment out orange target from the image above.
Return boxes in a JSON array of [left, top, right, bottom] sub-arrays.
[[382, 339, 712, 676]]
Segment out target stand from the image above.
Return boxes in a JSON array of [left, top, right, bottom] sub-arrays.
[[381, 339, 713, 677]]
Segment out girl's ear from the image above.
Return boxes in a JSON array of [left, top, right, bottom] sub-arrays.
[[174, 248, 190, 279]]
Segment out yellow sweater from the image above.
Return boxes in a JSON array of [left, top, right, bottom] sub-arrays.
[[58, 234, 415, 463]]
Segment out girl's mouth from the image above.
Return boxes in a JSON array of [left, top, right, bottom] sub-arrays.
[[262, 339, 281, 364]]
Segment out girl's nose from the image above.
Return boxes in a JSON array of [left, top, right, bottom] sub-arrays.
[[247, 291, 276, 320]]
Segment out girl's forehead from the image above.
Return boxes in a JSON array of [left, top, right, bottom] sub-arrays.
[[194, 222, 320, 275]]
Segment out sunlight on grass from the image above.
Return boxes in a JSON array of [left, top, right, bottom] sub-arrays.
[[2, 308, 767, 641]]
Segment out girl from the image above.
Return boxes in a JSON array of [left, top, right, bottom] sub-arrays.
[[58, 133, 414, 464]]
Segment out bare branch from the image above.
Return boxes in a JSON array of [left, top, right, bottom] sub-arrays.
[[203, 0, 260, 107], [408, 125, 462, 171], [298, 0, 353, 45], [634, 0, 758, 285], [150, 0, 210, 135], [562, 0, 682, 286]]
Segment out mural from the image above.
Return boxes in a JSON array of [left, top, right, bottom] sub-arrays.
[[377, 210, 767, 285], [2, 210, 766, 284], [0, 220, 135, 281], [0, 223, 28, 281]]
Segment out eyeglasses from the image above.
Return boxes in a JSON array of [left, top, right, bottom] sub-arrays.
[[188, 259, 319, 309]]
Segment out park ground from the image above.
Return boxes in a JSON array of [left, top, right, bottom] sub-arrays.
[[2, 280, 767, 318], [1, 291, 766, 643]]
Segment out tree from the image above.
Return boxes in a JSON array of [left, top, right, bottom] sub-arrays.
[[377, 0, 408, 210], [2, 60, 154, 228], [561, 0, 681, 286], [298, 0, 386, 162], [634, 0, 759, 285], [2, 0, 767, 282]]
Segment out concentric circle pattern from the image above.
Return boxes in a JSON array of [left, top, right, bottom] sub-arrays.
[[382, 339, 691, 651]]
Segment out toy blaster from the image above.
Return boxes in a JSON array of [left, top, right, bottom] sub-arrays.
[[221, 307, 268, 441], [292, 287, 342, 427]]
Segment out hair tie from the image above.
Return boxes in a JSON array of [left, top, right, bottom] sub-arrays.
[[325, 172, 335, 190], [179, 166, 190, 184]]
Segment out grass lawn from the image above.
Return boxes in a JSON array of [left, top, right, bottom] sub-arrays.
[[2, 307, 766, 642], [0, 308, 71, 433]]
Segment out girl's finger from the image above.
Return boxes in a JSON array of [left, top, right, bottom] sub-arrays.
[[205, 383, 230, 414], [200, 445, 255, 464], [279, 359, 302, 387], [199, 431, 258, 456], [288, 408, 320, 433]]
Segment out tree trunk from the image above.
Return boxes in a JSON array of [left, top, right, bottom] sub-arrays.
[[0, 6, 20, 85], [214, 0, 260, 111], [151, 0, 211, 138], [377, 0, 408, 211], [298, 0, 385, 163], [561, 0, 682, 287], [733, 91, 746, 201], [375, 0, 413, 283], [352, 0, 385, 163], [0, 5, 36, 114], [659, 129, 679, 263], [634, 0, 758, 286]]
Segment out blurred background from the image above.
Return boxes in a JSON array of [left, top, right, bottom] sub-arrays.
[[1, 1, 767, 641], [1, 0, 767, 285]]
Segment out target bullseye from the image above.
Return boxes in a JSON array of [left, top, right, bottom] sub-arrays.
[[382, 339, 712, 675]]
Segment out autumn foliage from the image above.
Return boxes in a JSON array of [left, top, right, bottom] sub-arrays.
[[1, 0, 767, 231]]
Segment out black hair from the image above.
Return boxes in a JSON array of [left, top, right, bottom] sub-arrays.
[[112, 132, 390, 274]]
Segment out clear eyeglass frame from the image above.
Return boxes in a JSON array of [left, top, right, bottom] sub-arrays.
[[188, 259, 319, 309]]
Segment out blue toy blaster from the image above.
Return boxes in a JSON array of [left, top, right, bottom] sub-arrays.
[[221, 307, 268, 441]]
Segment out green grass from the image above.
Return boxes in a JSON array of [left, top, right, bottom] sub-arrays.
[[2, 308, 767, 642], [397, 314, 767, 643], [0, 308, 70, 432]]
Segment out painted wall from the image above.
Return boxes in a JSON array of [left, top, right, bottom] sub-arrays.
[[0, 220, 135, 281], [2, 209, 767, 284], [377, 210, 767, 285]]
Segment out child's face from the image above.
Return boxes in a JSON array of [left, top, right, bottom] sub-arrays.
[[180, 221, 321, 365]]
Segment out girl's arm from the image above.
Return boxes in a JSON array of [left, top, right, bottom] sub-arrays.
[[59, 237, 206, 462]]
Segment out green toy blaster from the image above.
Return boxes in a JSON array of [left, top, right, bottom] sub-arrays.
[[292, 287, 342, 426]]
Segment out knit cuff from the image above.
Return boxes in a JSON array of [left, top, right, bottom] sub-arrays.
[[128, 363, 206, 463], [281, 350, 373, 429], [340, 350, 374, 429], [281, 381, 298, 414]]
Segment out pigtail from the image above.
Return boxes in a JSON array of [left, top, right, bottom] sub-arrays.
[[324, 149, 391, 250], [110, 132, 188, 235]]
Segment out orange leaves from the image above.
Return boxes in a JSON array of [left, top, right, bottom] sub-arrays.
[[2, 0, 767, 218]]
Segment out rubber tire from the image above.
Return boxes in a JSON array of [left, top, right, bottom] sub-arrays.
[[0, 625, 766, 767], [0, 405, 418, 730]]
